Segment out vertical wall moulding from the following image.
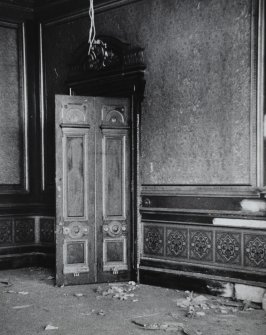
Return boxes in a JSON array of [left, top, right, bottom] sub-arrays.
[[256, 0, 265, 188], [39, 23, 45, 191], [22, 23, 29, 192]]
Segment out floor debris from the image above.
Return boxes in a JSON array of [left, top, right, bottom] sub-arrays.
[[74, 293, 84, 297], [95, 282, 139, 301], [132, 320, 198, 334], [175, 290, 264, 319], [0, 279, 12, 287], [5, 290, 29, 295], [44, 325, 59, 330], [81, 309, 95, 316], [13, 304, 32, 309]]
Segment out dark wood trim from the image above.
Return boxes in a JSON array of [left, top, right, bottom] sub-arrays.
[[60, 123, 91, 129], [36, 0, 143, 25], [140, 259, 266, 283], [0, 204, 54, 216], [0, 1, 34, 21], [139, 268, 266, 293], [0, 252, 55, 270]]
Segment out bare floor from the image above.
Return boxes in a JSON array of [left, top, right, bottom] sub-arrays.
[[0, 268, 266, 335]]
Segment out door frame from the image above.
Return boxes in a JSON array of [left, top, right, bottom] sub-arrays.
[[65, 35, 146, 281]]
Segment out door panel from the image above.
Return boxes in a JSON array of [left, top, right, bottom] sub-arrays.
[[103, 134, 125, 218], [65, 135, 85, 218], [55, 95, 131, 285], [96, 97, 131, 281]]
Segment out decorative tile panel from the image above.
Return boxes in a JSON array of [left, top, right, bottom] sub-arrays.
[[166, 228, 188, 258], [40, 218, 55, 243], [244, 234, 266, 269], [143, 226, 164, 256], [142, 221, 266, 278], [0, 220, 12, 244], [215, 232, 241, 265], [14, 219, 34, 243], [189, 230, 213, 262]]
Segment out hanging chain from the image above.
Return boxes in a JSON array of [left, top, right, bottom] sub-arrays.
[[88, 0, 96, 55], [87, 0, 108, 67]]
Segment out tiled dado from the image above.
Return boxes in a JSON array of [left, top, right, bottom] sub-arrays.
[[0, 217, 55, 245], [142, 223, 266, 272]]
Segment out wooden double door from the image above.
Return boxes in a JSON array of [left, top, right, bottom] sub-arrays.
[[55, 95, 132, 285]]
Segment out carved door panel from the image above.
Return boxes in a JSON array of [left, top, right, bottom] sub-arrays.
[[95, 97, 131, 283], [55, 95, 131, 286]]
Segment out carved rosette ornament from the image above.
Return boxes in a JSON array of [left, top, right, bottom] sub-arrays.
[[217, 233, 240, 262], [63, 222, 89, 239], [167, 231, 186, 256], [144, 227, 163, 255], [191, 232, 212, 259], [246, 237, 266, 266], [103, 221, 126, 237], [0, 221, 12, 244]]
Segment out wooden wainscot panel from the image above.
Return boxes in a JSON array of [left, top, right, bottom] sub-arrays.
[[140, 221, 266, 286], [14, 218, 34, 243], [0, 219, 13, 245], [40, 217, 55, 243]]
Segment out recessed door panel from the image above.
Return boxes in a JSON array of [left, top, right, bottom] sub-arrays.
[[103, 134, 126, 219], [65, 136, 85, 218]]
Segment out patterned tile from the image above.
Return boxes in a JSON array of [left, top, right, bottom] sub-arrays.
[[0, 220, 12, 244], [14, 219, 35, 243], [40, 218, 55, 243], [215, 231, 241, 265], [244, 234, 266, 269], [166, 228, 188, 258], [143, 226, 164, 256], [189, 230, 213, 262]]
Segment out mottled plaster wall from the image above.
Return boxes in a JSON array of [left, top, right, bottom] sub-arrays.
[[0, 25, 22, 184], [44, 0, 253, 186]]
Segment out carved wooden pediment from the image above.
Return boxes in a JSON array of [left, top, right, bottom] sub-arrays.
[[68, 35, 145, 81]]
